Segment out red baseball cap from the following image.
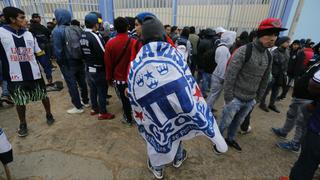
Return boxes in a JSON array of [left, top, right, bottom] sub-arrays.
[[258, 18, 287, 31]]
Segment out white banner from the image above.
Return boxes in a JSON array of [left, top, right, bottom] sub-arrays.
[[0, 128, 12, 154]]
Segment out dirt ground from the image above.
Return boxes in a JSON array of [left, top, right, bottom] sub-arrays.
[[0, 69, 319, 180]]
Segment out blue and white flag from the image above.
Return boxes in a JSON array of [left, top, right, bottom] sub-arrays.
[[128, 42, 227, 167], [0, 128, 11, 154]]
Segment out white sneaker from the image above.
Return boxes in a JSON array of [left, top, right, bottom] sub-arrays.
[[81, 101, 90, 108], [239, 126, 252, 135], [67, 107, 84, 114]]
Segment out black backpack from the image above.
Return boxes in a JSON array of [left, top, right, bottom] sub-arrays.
[[32, 32, 49, 50], [293, 62, 320, 99], [199, 40, 225, 74]]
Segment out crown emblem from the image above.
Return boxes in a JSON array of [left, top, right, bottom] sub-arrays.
[[156, 64, 169, 75]]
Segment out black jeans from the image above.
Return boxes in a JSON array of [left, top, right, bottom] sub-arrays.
[[115, 83, 133, 123], [261, 78, 280, 106], [87, 71, 107, 113], [290, 130, 320, 180]]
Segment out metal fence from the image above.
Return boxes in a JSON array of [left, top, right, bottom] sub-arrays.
[[1, 0, 289, 33]]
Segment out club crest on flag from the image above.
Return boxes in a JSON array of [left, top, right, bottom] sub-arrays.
[[128, 42, 227, 166]]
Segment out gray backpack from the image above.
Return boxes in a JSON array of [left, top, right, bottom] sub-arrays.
[[64, 25, 82, 59]]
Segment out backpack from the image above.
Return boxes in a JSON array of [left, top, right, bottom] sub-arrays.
[[293, 62, 320, 99], [176, 37, 190, 62], [64, 26, 82, 60], [200, 40, 225, 74], [227, 42, 272, 68], [34, 33, 49, 50]]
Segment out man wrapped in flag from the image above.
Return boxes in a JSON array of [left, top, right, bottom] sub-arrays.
[[127, 16, 227, 179], [0, 128, 13, 180]]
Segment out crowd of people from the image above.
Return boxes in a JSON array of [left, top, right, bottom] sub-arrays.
[[0, 6, 320, 180]]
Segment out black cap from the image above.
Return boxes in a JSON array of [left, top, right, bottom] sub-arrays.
[[275, 36, 290, 47], [32, 13, 40, 18], [141, 16, 165, 43]]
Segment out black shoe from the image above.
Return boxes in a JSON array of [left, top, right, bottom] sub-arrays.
[[225, 138, 242, 152], [173, 149, 187, 168], [213, 144, 222, 155], [211, 108, 218, 113], [46, 114, 55, 126], [268, 105, 280, 113], [17, 123, 28, 137], [107, 94, 112, 99], [1, 95, 14, 104], [277, 95, 286, 101], [259, 103, 269, 112]]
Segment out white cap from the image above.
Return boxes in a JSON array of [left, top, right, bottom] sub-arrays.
[[215, 26, 226, 34]]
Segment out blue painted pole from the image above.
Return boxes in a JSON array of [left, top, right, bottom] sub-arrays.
[[280, 0, 294, 27], [172, 0, 178, 26], [3, 0, 13, 6], [68, 0, 73, 18], [99, 0, 114, 24]]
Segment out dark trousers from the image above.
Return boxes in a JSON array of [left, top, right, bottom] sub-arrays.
[[261, 79, 280, 106], [190, 55, 197, 76], [279, 77, 294, 98], [240, 109, 253, 131], [290, 130, 320, 180], [115, 83, 133, 123], [87, 71, 107, 113], [59, 64, 89, 109]]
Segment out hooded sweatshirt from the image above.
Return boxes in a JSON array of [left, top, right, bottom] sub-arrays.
[[212, 31, 236, 79], [52, 9, 73, 66]]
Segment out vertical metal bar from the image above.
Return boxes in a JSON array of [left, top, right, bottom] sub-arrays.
[[68, 0, 73, 18], [227, 0, 235, 29], [38, 0, 47, 24], [172, 0, 177, 26]]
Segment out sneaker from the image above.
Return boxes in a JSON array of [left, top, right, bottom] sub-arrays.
[[268, 105, 280, 113], [271, 128, 287, 139], [81, 101, 90, 108], [147, 160, 163, 179], [17, 124, 28, 137], [259, 103, 269, 112], [213, 144, 222, 155], [1, 96, 14, 104], [46, 114, 55, 125], [239, 126, 252, 135], [225, 138, 242, 152], [67, 107, 84, 114], [173, 149, 187, 168], [276, 141, 300, 153], [90, 109, 98, 116], [98, 113, 115, 120]]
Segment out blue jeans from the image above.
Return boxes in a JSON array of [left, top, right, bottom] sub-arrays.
[[87, 71, 107, 113], [1, 80, 9, 97], [59, 64, 89, 109], [198, 71, 211, 96], [153, 142, 184, 170], [219, 98, 256, 141]]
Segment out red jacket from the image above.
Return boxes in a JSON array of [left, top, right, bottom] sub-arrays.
[[303, 47, 314, 66], [104, 33, 135, 81]]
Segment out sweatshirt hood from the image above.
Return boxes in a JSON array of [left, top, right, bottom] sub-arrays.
[[220, 31, 236, 48], [54, 8, 71, 25]]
